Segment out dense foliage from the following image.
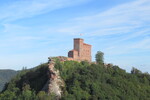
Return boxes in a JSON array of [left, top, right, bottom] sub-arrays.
[[95, 51, 104, 64], [55, 61, 150, 100], [0, 60, 150, 100], [0, 63, 55, 100], [0, 69, 18, 91]]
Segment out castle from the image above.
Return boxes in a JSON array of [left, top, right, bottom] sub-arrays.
[[45, 39, 91, 97], [68, 38, 92, 62]]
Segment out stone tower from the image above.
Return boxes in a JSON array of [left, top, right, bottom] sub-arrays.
[[68, 38, 91, 62]]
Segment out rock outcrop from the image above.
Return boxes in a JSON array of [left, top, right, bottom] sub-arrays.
[[42, 57, 64, 100]]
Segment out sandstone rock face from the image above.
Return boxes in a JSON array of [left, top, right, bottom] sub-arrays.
[[42, 58, 64, 100]]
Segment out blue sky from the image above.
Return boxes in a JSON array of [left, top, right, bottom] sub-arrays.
[[0, 0, 150, 73]]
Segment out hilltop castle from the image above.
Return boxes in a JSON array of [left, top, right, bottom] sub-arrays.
[[68, 38, 92, 62]]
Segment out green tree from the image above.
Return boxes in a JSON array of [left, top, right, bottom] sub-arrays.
[[37, 91, 47, 100], [19, 84, 37, 100], [95, 51, 104, 64], [131, 67, 142, 74]]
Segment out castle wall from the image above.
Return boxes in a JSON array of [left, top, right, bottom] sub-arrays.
[[74, 38, 83, 56], [82, 43, 91, 62], [68, 38, 91, 62], [68, 50, 78, 60]]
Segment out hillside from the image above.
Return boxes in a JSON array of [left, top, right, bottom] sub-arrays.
[[0, 61, 150, 100], [0, 69, 18, 91]]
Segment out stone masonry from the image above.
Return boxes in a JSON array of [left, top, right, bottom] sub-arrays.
[[68, 38, 92, 62]]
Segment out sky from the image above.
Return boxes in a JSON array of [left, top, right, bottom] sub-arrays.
[[0, 0, 150, 73]]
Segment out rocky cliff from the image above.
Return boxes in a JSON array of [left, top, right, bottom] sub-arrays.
[[42, 57, 64, 99]]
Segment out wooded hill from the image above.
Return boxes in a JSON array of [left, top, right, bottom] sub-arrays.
[[0, 60, 150, 100], [0, 69, 17, 91]]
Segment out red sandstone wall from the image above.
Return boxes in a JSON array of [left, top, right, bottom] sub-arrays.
[[68, 38, 91, 62], [81, 43, 91, 62], [74, 38, 83, 56]]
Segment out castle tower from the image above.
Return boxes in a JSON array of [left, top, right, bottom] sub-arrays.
[[74, 38, 84, 57], [68, 38, 91, 62]]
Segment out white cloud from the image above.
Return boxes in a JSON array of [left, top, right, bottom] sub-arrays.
[[56, 0, 150, 50], [56, 0, 150, 37], [0, 0, 90, 22], [2, 24, 28, 33], [132, 38, 150, 49]]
